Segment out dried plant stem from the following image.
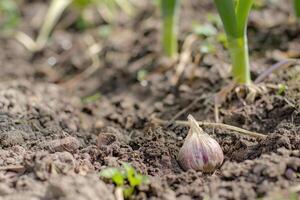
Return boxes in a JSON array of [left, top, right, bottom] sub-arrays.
[[254, 59, 297, 84], [152, 117, 266, 139]]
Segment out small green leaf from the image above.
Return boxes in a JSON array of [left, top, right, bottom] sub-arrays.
[[122, 162, 148, 187], [100, 167, 125, 186], [122, 163, 135, 177], [131, 174, 144, 187], [112, 172, 125, 186], [277, 84, 287, 96], [100, 163, 149, 197]]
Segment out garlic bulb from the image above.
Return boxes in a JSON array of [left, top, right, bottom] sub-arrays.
[[178, 115, 224, 172]]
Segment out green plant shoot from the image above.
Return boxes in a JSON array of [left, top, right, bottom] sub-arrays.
[[295, 0, 300, 18], [100, 163, 148, 199], [214, 0, 253, 85], [161, 0, 180, 58]]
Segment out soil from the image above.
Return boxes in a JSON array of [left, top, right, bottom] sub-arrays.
[[0, 0, 300, 200]]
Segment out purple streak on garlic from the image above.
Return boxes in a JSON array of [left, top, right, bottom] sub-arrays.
[[178, 114, 224, 172]]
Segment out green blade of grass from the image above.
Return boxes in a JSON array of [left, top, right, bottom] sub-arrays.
[[161, 0, 180, 58]]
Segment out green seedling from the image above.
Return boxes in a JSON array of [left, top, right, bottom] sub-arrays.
[[276, 84, 287, 96], [214, 0, 254, 85], [100, 163, 149, 199], [161, 0, 180, 58], [295, 0, 300, 18]]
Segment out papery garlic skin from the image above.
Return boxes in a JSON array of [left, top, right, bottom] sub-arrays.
[[178, 115, 224, 172]]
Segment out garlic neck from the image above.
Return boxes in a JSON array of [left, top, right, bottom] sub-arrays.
[[187, 114, 204, 134]]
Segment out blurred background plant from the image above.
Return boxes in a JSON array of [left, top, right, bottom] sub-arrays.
[[295, 0, 300, 18], [192, 13, 226, 55], [0, 0, 299, 90], [160, 0, 180, 59], [2, 0, 298, 56], [14, 0, 137, 52], [0, 0, 20, 37]]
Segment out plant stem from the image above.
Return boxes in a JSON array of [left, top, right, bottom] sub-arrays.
[[37, 0, 72, 49], [161, 0, 179, 58], [295, 0, 300, 18], [254, 59, 297, 84], [152, 117, 266, 139], [214, 0, 253, 85], [227, 36, 251, 85]]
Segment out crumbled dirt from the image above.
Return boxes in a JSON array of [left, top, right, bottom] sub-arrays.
[[0, 0, 300, 199]]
